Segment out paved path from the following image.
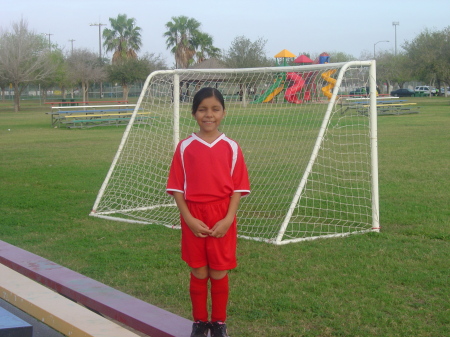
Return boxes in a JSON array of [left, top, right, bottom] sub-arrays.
[[0, 298, 64, 337]]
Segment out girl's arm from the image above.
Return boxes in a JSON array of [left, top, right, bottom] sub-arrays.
[[172, 192, 212, 237], [210, 192, 242, 238]]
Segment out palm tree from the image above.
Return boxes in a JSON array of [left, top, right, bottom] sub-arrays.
[[193, 32, 221, 64], [164, 16, 220, 68], [164, 16, 199, 69], [103, 14, 142, 64]]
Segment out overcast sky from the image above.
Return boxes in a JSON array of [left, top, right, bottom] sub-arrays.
[[2, 0, 449, 66]]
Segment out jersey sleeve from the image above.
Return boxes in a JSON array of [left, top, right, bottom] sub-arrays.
[[232, 145, 250, 197], [166, 142, 185, 195]]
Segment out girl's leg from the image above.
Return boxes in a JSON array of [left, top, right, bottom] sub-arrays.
[[190, 266, 209, 322], [209, 269, 229, 322]]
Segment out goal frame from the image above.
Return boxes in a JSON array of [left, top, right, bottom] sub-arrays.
[[90, 60, 380, 245]]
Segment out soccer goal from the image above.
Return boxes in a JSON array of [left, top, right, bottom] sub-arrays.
[[90, 61, 380, 245]]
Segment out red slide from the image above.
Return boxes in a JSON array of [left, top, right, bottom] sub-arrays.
[[284, 72, 305, 104]]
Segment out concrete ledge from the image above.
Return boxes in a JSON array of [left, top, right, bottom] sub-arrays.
[[0, 264, 141, 337], [0, 306, 33, 337], [0, 240, 192, 337]]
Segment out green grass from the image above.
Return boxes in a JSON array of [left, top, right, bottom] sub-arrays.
[[1, 96, 449, 336]]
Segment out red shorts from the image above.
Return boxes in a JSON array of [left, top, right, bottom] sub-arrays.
[[181, 199, 237, 271]]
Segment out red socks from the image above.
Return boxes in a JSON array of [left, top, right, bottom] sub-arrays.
[[189, 273, 230, 322], [190, 273, 209, 321], [210, 274, 229, 322]]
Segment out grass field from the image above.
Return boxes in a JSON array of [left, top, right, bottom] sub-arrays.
[[0, 97, 449, 336]]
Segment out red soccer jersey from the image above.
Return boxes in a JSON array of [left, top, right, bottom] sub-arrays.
[[166, 133, 250, 203]]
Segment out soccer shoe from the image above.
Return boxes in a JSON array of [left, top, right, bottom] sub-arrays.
[[210, 321, 229, 337], [190, 321, 211, 337]]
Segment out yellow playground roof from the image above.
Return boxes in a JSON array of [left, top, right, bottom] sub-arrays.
[[274, 49, 296, 58]]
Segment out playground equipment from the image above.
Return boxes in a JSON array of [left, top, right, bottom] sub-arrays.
[[253, 73, 286, 103], [255, 50, 334, 104], [321, 69, 337, 99], [284, 72, 305, 104]]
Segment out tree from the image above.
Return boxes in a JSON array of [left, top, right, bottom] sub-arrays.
[[140, 52, 168, 73], [193, 32, 221, 64], [164, 16, 199, 69], [38, 49, 66, 101], [0, 68, 9, 101], [103, 14, 142, 64], [164, 16, 220, 68], [221, 36, 274, 68], [381, 52, 415, 90], [66, 49, 106, 102], [106, 53, 167, 101], [221, 36, 274, 105], [327, 51, 356, 62], [0, 19, 56, 111], [403, 27, 450, 91]]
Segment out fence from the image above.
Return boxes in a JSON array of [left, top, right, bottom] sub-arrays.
[[0, 82, 145, 101]]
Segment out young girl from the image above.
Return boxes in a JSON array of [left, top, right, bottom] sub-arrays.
[[166, 87, 250, 337]]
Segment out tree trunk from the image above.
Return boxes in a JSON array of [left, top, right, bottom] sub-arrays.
[[123, 84, 129, 101], [385, 80, 391, 95], [14, 82, 20, 112], [82, 82, 89, 103]]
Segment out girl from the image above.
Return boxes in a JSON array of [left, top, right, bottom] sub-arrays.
[[166, 87, 250, 337]]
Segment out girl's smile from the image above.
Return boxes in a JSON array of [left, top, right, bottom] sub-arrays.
[[194, 96, 226, 139]]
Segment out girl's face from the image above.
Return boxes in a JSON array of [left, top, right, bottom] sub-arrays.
[[194, 96, 226, 137]]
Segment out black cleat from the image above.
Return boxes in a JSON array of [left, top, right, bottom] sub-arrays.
[[190, 321, 211, 337], [210, 321, 229, 337]]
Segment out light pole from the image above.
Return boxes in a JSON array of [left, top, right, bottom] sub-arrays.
[[374, 40, 389, 58], [45, 33, 53, 51], [68, 39, 75, 55], [392, 21, 399, 56], [90, 22, 106, 98]]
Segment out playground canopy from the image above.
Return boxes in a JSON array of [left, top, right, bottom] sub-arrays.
[[274, 49, 296, 58], [294, 55, 313, 64]]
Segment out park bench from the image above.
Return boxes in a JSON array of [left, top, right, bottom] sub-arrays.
[[0, 240, 192, 337]]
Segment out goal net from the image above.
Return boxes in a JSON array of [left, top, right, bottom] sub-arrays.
[[90, 61, 380, 245]]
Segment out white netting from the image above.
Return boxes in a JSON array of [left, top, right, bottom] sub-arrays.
[[91, 61, 378, 244]]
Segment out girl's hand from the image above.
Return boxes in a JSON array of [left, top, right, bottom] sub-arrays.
[[186, 217, 212, 238], [172, 192, 212, 238], [210, 218, 233, 238]]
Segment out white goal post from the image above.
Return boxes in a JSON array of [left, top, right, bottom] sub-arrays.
[[90, 61, 380, 245]]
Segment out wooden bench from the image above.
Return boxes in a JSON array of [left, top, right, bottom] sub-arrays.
[[0, 240, 191, 337]]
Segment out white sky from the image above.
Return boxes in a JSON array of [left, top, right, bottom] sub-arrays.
[[2, 0, 449, 66]]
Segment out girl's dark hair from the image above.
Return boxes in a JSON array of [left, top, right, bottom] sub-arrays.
[[191, 87, 225, 115]]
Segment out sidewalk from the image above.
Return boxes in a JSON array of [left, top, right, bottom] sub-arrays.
[[0, 298, 64, 337]]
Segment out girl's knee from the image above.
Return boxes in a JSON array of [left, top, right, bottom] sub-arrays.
[[209, 268, 228, 280], [191, 266, 209, 279]]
